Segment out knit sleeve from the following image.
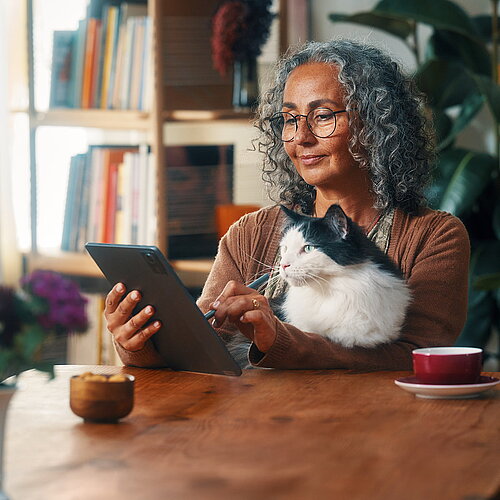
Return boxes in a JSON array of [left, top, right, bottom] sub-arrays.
[[195, 224, 246, 339], [197, 208, 279, 339], [249, 212, 470, 370]]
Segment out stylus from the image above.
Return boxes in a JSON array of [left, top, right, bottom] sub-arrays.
[[204, 273, 270, 320]]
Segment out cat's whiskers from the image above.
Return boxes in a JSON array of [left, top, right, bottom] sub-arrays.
[[245, 267, 277, 285], [307, 272, 329, 284], [241, 250, 274, 269], [241, 252, 279, 286], [304, 272, 329, 293]]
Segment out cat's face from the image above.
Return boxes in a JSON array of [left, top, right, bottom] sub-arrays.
[[279, 226, 342, 287]]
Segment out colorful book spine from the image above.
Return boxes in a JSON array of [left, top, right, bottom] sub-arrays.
[[61, 155, 79, 250], [81, 17, 99, 108], [100, 5, 119, 108], [52, 1, 149, 111], [71, 18, 87, 108], [49, 31, 76, 108]]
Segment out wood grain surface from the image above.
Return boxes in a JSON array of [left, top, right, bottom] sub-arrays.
[[5, 366, 500, 500]]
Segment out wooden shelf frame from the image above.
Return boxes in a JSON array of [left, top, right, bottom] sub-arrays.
[[29, 108, 252, 129], [25, 252, 213, 288], [32, 109, 151, 130]]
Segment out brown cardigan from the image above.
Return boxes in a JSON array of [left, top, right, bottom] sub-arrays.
[[115, 205, 470, 371]]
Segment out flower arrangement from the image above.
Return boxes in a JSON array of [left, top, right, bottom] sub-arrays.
[[211, 0, 274, 76], [0, 270, 88, 383]]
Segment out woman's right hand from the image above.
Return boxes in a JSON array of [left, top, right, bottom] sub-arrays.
[[104, 283, 162, 351]]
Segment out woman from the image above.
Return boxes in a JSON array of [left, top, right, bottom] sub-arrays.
[[105, 39, 470, 370]]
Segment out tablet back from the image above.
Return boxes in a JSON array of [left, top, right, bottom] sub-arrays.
[[85, 243, 242, 376]]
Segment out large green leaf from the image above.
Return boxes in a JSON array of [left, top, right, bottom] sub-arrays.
[[472, 15, 500, 42], [471, 74, 500, 123], [432, 108, 453, 147], [455, 286, 496, 349], [427, 30, 491, 76], [455, 288, 494, 348], [373, 0, 482, 41], [438, 149, 496, 216], [437, 93, 485, 151], [493, 201, 500, 240], [415, 60, 479, 109], [472, 241, 500, 290], [426, 148, 465, 207], [16, 325, 46, 360], [455, 241, 500, 348], [328, 12, 413, 40], [475, 273, 500, 290]]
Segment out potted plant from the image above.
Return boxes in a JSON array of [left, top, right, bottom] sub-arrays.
[[0, 270, 88, 381], [0, 269, 88, 497], [329, 0, 500, 363]]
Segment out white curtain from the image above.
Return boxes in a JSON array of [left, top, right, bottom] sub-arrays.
[[0, 0, 23, 285]]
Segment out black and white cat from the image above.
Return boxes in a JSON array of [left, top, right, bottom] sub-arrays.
[[226, 204, 410, 366], [274, 204, 410, 348]]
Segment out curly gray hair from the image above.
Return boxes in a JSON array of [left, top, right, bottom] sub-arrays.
[[255, 39, 435, 215]]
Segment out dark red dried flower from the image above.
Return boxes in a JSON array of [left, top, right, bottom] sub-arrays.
[[212, 1, 248, 76], [211, 0, 274, 76]]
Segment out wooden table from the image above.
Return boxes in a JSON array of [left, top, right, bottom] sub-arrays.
[[5, 366, 500, 500]]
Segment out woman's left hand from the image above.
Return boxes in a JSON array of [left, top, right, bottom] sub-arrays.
[[210, 280, 277, 352]]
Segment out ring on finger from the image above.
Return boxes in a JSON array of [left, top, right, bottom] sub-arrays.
[[252, 298, 260, 310]]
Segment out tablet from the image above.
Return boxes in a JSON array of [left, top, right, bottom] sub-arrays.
[[85, 243, 242, 376]]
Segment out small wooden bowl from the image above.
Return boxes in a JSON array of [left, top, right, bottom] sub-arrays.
[[70, 373, 135, 423]]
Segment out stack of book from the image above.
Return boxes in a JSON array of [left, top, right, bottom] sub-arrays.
[[50, 0, 150, 110], [61, 144, 156, 251], [61, 144, 234, 258]]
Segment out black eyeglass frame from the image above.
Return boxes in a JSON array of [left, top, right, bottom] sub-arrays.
[[269, 107, 347, 142]]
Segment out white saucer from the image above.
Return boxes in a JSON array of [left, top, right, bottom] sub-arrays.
[[394, 375, 500, 399]]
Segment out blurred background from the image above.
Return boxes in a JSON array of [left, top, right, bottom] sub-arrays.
[[0, 0, 497, 367]]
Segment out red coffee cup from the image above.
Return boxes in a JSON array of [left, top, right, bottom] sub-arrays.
[[412, 347, 483, 385]]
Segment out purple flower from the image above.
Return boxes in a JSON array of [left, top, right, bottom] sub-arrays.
[[21, 271, 88, 334]]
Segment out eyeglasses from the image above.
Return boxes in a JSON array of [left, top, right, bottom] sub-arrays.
[[269, 107, 347, 142]]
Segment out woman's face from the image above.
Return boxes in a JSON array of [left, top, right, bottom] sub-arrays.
[[282, 62, 354, 190]]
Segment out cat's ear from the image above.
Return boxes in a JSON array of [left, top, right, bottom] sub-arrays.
[[279, 205, 303, 223], [324, 204, 349, 239]]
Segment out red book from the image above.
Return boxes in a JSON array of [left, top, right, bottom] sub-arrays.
[[99, 148, 137, 243]]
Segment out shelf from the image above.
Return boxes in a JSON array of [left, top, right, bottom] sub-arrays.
[[25, 251, 103, 277], [24, 252, 213, 289], [28, 109, 253, 130], [163, 109, 252, 122], [32, 109, 151, 130]]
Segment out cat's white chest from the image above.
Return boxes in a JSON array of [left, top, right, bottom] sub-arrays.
[[283, 284, 340, 333], [280, 263, 411, 348]]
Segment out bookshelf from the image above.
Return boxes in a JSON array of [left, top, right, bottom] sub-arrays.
[[19, 0, 307, 366], [23, 0, 306, 282], [24, 0, 249, 283]]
